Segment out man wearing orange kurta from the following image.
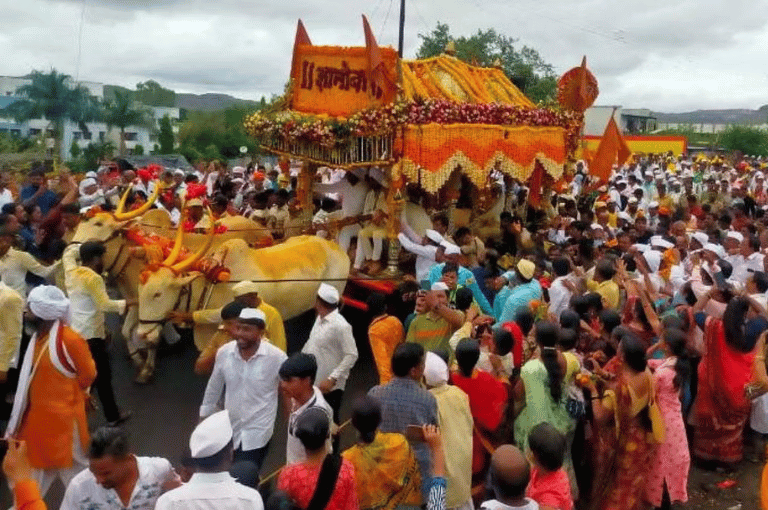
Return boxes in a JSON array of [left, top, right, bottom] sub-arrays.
[[4, 285, 96, 497]]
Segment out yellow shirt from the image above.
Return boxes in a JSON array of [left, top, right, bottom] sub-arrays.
[[430, 384, 473, 507], [0, 282, 23, 372], [587, 279, 620, 310], [66, 266, 126, 340]]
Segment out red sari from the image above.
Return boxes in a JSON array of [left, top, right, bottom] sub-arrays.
[[693, 317, 756, 463]]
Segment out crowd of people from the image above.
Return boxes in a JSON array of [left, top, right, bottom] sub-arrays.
[[3, 152, 768, 510]]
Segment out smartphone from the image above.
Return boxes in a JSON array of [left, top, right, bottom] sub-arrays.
[[713, 271, 728, 290], [405, 424, 426, 442]]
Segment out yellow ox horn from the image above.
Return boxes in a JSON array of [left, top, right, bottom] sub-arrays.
[[113, 180, 163, 222], [170, 208, 216, 274], [162, 217, 185, 267]]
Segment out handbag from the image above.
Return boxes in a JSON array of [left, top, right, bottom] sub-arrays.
[[565, 383, 585, 420], [647, 374, 666, 443]]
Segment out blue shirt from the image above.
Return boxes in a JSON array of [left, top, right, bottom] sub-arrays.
[[369, 377, 438, 499], [498, 279, 542, 325], [427, 263, 493, 314], [20, 185, 59, 216]]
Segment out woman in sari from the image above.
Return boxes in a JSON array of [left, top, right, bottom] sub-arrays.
[[691, 292, 768, 465], [342, 396, 421, 510], [584, 334, 660, 510]]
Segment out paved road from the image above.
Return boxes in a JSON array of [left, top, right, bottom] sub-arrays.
[[0, 304, 763, 509]]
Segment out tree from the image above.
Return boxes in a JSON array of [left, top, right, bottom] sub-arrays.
[[158, 115, 175, 154], [103, 89, 152, 156], [133, 144, 144, 155], [416, 22, 557, 103], [2, 69, 100, 160], [135, 80, 175, 107], [70, 140, 81, 159], [718, 126, 768, 156]]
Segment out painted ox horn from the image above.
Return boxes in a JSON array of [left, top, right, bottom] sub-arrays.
[[169, 208, 217, 273], [113, 180, 162, 221], [162, 218, 185, 266]]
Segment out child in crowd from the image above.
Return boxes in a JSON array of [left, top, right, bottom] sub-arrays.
[[526, 422, 573, 510]]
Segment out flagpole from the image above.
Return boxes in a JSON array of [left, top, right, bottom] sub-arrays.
[[398, 0, 405, 57]]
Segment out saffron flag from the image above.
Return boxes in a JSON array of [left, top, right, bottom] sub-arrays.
[[557, 56, 599, 112], [590, 114, 632, 184], [290, 20, 312, 80], [528, 162, 544, 208], [362, 15, 395, 98]]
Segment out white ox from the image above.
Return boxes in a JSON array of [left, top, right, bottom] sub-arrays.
[[135, 234, 350, 361]]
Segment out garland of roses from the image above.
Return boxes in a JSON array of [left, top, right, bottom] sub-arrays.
[[244, 98, 583, 154]]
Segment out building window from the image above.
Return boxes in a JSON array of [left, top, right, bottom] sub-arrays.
[[11, 129, 21, 137], [28, 128, 41, 136], [123, 132, 138, 141], [73, 132, 82, 140], [99, 132, 106, 141], [83, 131, 92, 140]]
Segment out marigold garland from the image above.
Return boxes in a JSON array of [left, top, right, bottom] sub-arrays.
[[244, 98, 583, 154]]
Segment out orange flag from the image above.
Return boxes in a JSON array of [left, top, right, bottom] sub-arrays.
[[362, 15, 393, 98], [577, 57, 589, 112], [528, 162, 544, 208], [590, 114, 632, 184], [290, 20, 312, 80]]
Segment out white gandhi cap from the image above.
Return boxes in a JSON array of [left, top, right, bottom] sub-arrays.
[[317, 283, 339, 305], [190, 410, 233, 458]]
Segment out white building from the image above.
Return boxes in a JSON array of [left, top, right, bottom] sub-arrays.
[[584, 106, 657, 136], [0, 75, 179, 160]]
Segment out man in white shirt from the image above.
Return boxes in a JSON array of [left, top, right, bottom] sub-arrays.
[[65, 241, 133, 426], [61, 427, 180, 510], [199, 308, 287, 476], [398, 229, 441, 283], [314, 169, 369, 252], [301, 283, 358, 430], [279, 352, 334, 464], [0, 171, 13, 211], [548, 257, 573, 321], [732, 234, 764, 284], [156, 411, 264, 510], [0, 226, 60, 298]]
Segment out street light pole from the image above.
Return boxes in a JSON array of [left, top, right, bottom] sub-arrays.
[[398, 0, 405, 57]]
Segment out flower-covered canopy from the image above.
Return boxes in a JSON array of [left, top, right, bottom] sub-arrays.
[[245, 17, 584, 193]]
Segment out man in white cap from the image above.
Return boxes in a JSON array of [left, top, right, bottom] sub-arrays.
[[169, 280, 286, 353], [398, 228, 441, 283], [301, 283, 358, 429], [199, 307, 287, 475], [156, 411, 264, 510], [423, 352, 473, 510], [405, 281, 464, 354], [5, 285, 96, 497]]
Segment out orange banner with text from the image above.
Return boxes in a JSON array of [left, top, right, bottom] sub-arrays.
[[290, 45, 398, 117]]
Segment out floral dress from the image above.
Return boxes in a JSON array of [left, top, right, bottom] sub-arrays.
[[644, 358, 689, 506]]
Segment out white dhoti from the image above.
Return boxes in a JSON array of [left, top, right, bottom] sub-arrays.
[[354, 225, 386, 269], [337, 224, 361, 253]]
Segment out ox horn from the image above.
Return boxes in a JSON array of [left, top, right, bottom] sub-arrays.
[[114, 185, 132, 216], [162, 217, 185, 266], [171, 208, 216, 273], [113, 181, 163, 222]]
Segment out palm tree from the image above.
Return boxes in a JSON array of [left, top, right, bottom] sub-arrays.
[[103, 89, 151, 156], [3, 69, 99, 160]]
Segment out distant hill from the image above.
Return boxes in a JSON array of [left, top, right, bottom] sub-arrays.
[[175, 93, 258, 112], [654, 107, 768, 125]]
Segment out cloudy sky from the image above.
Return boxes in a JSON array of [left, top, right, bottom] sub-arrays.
[[2, 0, 768, 112]]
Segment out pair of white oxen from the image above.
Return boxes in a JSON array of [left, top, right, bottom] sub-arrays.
[[70, 184, 350, 383]]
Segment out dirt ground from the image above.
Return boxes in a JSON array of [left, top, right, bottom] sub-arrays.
[[687, 456, 761, 510]]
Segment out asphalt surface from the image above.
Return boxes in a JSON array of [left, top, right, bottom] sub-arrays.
[[0, 304, 763, 509]]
